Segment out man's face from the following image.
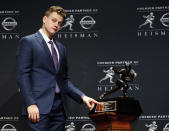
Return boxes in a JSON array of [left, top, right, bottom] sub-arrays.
[[43, 12, 63, 36]]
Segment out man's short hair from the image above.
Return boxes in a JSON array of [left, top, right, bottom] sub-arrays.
[[45, 6, 66, 19]]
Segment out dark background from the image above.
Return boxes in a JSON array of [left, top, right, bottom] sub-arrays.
[[0, 0, 169, 130]]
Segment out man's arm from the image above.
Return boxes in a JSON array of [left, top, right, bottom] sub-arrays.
[[17, 37, 39, 122], [17, 37, 36, 107]]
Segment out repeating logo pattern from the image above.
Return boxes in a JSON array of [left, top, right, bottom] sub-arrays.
[[137, 6, 169, 37], [0, 10, 20, 40], [56, 8, 98, 39]]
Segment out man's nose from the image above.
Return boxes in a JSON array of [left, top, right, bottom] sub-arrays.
[[54, 22, 59, 27]]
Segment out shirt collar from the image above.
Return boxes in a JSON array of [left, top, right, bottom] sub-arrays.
[[39, 29, 54, 44]]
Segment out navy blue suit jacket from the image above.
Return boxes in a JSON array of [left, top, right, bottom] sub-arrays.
[[16, 31, 84, 116]]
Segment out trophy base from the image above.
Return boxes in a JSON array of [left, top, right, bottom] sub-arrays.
[[89, 97, 142, 131]]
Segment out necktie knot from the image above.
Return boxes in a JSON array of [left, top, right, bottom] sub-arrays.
[[48, 40, 54, 45]]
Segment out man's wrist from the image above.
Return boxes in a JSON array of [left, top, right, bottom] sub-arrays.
[[81, 94, 86, 100], [27, 103, 37, 108]]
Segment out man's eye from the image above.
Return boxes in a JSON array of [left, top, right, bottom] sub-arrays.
[[58, 22, 62, 25], [52, 19, 56, 22]]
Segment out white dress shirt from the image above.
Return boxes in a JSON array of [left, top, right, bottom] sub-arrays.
[[39, 29, 60, 61]]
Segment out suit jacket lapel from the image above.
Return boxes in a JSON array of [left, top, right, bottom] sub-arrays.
[[35, 31, 56, 73]]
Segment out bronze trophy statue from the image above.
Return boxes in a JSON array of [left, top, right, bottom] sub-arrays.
[[89, 63, 142, 131], [99, 63, 137, 99]]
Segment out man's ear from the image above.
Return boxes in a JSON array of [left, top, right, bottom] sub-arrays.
[[43, 16, 47, 24]]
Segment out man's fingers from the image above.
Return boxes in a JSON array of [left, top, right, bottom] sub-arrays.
[[92, 99, 103, 106], [90, 102, 95, 111], [28, 113, 31, 120], [27, 105, 40, 123], [33, 113, 37, 123], [30, 113, 34, 122], [86, 101, 92, 109], [91, 99, 100, 104], [32, 114, 35, 122], [28, 112, 39, 123], [89, 98, 100, 105], [33, 112, 40, 123], [36, 113, 40, 122], [87, 103, 92, 109], [83, 96, 102, 110]]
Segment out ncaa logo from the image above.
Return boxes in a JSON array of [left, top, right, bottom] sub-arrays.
[[1, 17, 18, 31]]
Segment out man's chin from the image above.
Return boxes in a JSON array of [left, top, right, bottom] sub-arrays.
[[52, 30, 58, 34], [49, 31, 56, 36]]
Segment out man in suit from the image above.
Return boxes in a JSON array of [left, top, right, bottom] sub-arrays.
[[17, 5, 99, 131]]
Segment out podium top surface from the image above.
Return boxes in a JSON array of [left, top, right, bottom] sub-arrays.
[[89, 97, 142, 116]]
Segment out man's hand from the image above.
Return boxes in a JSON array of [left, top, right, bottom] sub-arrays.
[[27, 104, 40, 123], [82, 95, 100, 111]]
